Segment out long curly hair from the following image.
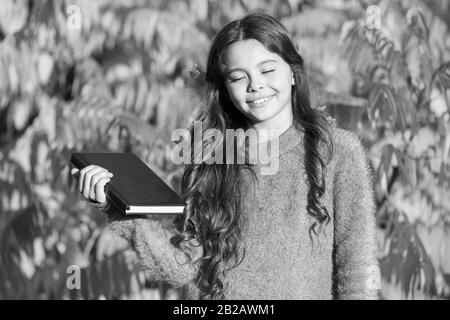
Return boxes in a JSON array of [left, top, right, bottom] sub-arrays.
[[171, 13, 334, 300]]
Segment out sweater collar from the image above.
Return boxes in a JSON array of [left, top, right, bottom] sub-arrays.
[[246, 122, 304, 175], [256, 122, 303, 157]]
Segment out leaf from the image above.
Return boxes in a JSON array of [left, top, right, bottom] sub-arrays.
[[111, 255, 123, 298], [122, 9, 159, 50], [95, 229, 129, 261], [100, 258, 111, 298], [134, 77, 148, 115], [394, 149, 417, 188], [381, 144, 395, 173], [388, 51, 410, 92], [380, 170, 388, 196], [190, 0, 208, 21], [402, 15, 434, 92], [7, 60, 20, 94], [380, 213, 437, 298], [429, 87, 448, 117], [29, 133, 50, 184], [9, 100, 32, 132], [80, 266, 90, 300], [406, 6, 430, 40], [438, 163, 446, 187], [89, 263, 100, 300], [37, 53, 54, 85], [432, 62, 450, 113], [406, 157, 417, 188], [18, 250, 35, 279], [408, 127, 438, 158], [36, 95, 58, 141], [0, 0, 28, 35], [416, 224, 450, 276], [368, 83, 413, 132], [111, 113, 157, 148]]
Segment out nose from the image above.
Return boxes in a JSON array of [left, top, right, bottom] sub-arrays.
[[247, 76, 264, 92]]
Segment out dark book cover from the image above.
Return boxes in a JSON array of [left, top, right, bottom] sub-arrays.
[[70, 152, 186, 215]]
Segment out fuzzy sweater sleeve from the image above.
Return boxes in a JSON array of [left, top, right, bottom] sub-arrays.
[[103, 206, 203, 288], [332, 131, 380, 300]]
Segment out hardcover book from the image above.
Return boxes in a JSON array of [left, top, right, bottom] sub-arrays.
[[70, 152, 186, 215]]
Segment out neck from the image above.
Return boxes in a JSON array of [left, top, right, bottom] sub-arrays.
[[252, 109, 293, 144]]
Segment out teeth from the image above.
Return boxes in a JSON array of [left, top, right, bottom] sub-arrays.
[[251, 96, 271, 106]]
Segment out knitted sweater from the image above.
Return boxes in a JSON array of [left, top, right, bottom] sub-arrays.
[[105, 123, 380, 300]]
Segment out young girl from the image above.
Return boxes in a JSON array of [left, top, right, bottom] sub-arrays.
[[71, 13, 380, 300]]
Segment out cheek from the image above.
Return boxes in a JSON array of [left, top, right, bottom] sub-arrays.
[[226, 84, 247, 105], [272, 74, 292, 92]]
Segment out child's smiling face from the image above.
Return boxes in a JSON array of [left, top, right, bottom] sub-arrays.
[[222, 39, 294, 129]]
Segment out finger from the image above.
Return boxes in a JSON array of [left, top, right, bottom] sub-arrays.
[[82, 166, 108, 199], [89, 171, 113, 200], [79, 165, 107, 193], [82, 167, 108, 199], [94, 177, 111, 204], [71, 168, 79, 176], [79, 165, 99, 193]]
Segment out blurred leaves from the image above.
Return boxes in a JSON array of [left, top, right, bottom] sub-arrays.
[[342, 0, 450, 299], [379, 210, 437, 298], [1, 0, 449, 300]]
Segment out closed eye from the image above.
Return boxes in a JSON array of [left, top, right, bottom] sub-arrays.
[[229, 77, 246, 83], [262, 69, 275, 74]]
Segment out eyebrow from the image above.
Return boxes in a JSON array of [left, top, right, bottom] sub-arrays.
[[225, 59, 278, 75]]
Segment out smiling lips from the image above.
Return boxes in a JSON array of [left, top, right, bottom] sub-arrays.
[[248, 94, 275, 107]]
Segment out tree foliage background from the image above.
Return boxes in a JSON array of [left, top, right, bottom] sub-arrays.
[[0, 0, 449, 299]]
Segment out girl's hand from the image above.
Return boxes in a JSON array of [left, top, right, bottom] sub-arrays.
[[70, 165, 114, 205]]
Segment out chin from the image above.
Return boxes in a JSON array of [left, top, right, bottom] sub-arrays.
[[249, 113, 279, 125], [252, 108, 280, 120]]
